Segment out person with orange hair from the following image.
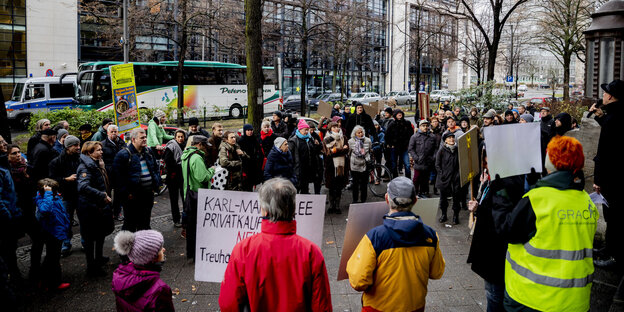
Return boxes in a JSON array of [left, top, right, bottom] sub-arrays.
[[492, 136, 598, 312]]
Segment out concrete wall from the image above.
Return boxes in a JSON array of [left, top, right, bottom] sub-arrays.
[[26, 0, 78, 77]]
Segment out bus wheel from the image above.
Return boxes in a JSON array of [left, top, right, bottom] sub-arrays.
[[229, 104, 243, 119], [18, 114, 31, 130]]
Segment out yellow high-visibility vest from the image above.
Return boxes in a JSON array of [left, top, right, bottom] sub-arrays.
[[505, 186, 598, 312]]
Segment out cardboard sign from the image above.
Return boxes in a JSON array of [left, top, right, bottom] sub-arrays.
[[362, 101, 383, 118], [110, 63, 141, 133], [483, 123, 542, 179], [336, 198, 439, 281], [317, 100, 332, 118], [457, 126, 480, 187], [418, 93, 430, 119], [194, 189, 326, 282]]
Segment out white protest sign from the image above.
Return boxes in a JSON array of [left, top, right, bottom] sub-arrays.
[[483, 122, 542, 179], [194, 189, 326, 282]]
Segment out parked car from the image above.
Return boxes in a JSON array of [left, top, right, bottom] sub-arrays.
[[347, 92, 382, 104], [317, 92, 345, 104], [518, 84, 528, 92], [282, 94, 318, 112], [430, 90, 456, 103], [384, 91, 412, 105]]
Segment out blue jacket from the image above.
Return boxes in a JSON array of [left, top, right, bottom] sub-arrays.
[[0, 167, 21, 224], [53, 141, 64, 155], [372, 129, 385, 153], [34, 191, 70, 241], [263, 146, 297, 185], [112, 143, 161, 197]]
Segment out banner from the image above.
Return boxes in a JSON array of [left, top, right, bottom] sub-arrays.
[[457, 126, 480, 187], [194, 189, 326, 282], [336, 198, 439, 281], [110, 63, 141, 133], [483, 123, 542, 179]]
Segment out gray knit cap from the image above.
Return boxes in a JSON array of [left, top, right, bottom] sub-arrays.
[[64, 135, 80, 148], [274, 137, 287, 149], [114, 230, 164, 266], [57, 129, 69, 140]]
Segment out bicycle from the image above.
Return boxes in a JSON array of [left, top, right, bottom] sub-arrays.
[[368, 162, 393, 197]]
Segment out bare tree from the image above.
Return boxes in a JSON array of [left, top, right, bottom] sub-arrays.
[[536, 0, 591, 102], [245, 0, 264, 132], [440, 0, 529, 82], [458, 19, 489, 86]]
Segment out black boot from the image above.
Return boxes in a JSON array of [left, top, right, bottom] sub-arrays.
[[453, 213, 460, 225], [439, 213, 448, 223]]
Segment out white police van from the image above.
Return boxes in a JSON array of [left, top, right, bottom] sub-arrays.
[[5, 75, 77, 129]]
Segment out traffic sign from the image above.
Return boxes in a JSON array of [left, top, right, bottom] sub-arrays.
[[45, 69, 54, 77], [506, 75, 513, 83]]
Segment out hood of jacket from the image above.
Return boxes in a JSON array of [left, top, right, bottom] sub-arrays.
[[536, 170, 584, 191], [112, 262, 162, 302], [382, 211, 434, 246], [182, 146, 205, 161], [79, 153, 99, 169]]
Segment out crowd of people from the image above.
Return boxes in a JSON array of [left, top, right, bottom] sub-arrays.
[[0, 78, 621, 311]]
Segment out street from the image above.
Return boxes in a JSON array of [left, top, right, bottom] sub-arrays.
[[14, 181, 619, 311]]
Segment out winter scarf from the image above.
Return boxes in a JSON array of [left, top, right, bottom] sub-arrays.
[[261, 128, 274, 140], [354, 136, 366, 158], [295, 129, 311, 142]]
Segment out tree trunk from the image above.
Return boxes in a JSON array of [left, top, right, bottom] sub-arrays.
[[563, 53, 571, 103], [300, 7, 308, 116], [245, 0, 264, 133], [176, 0, 188, 127]]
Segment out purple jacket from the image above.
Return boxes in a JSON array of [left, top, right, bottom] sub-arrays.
[[111, 262, 175, 312]]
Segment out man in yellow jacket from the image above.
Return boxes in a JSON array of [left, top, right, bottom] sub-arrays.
[[347, 177, 445, 312]]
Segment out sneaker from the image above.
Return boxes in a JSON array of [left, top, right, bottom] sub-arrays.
[[174, 222, 183, 228], [57, 283, 70, 290]]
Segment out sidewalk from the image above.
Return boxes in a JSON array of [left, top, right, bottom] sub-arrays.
[[15, 188, 619, 311]]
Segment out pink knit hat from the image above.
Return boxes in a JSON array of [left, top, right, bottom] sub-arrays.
[[114, 230, 164, 265], [297, 119, 310, 130]]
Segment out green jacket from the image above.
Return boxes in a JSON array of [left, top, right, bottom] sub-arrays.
[[147, 119, 174, 147], [182, 147, 215, 198], [91, 126, 107, 142]]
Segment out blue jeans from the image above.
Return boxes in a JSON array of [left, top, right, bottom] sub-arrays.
[[485, 281, 505, 312], [390, 149, 411, 179]]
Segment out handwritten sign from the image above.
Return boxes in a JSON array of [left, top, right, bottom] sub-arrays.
[[336, 198, 439, 280], [194, 189, 326, 282]]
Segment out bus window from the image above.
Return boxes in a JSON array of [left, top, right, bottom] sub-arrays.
[[24, 84, 45, 101], [49, 83, 74, 99], [263, 69, 275, 86], [11, 83, 24, 101], [96, 74, 112, 103]]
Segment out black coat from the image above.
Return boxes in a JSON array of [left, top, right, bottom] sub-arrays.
[[77, 154, 113, 239], [288, 134, 321, 187], [263, 147, 297, 185], [467, 175, 525, 285], [408, 131, 437, 171], [260, 132, 277, 158], [28, 140, 59, 183], [101, 137, 126, 178], [435, 145, 460, 192], [595, 101, 624, 194], [271, 121, 289, 138], [540, 114, 555, 171], [386, 118, 414, 152], [113, 144, 161, 198], [48, 150, 80, 201], [238, 135, 264, 185], [346, 112, 375, 139], [163, 142, 184, 185], [26, 132, 41, 161]]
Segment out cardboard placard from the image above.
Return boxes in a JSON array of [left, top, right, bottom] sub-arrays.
[[194, 189, 326, 282], [336, 198, 439, 281], [317, 100, 333, 118], [457, 126, 480, 187], [362, 101, 382, 118], [418, 93, 430, 119], [483, 123, 542, 179]]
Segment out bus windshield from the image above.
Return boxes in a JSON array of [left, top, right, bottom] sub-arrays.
[[11, 83, 24, 101]]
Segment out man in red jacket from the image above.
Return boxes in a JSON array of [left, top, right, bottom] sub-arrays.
[[219, 177, 332, 312]]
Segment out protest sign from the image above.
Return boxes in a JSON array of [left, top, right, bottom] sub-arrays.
[[109, 63, 141, 133], [457, 126, 480, 187], [483, 122, 542, 179], [362, 101, 383, 118], [337, 198, 439, 280], [194, 189, 326, 283], [317, 100, 332, 118], [418, 93, 430, 119]]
